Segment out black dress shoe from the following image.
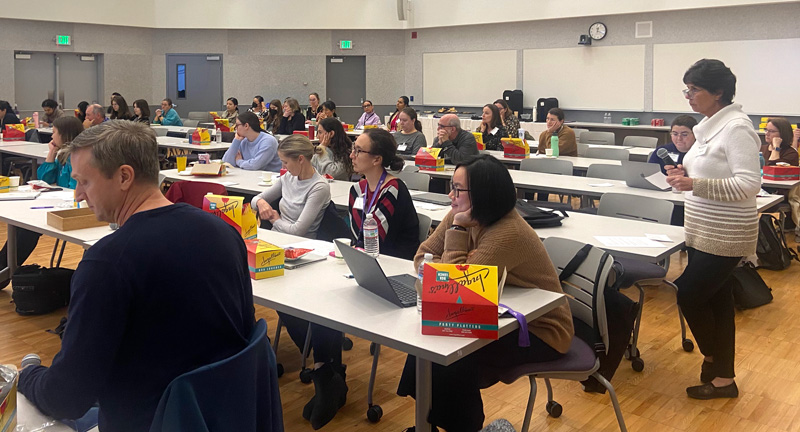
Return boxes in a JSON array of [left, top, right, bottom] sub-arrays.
[[700, 360, 714, 384], [687, 381, 738, 400]]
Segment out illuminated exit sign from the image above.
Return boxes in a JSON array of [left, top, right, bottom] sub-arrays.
[[56, 35, 71, 46], [340, 40, 352, 49]]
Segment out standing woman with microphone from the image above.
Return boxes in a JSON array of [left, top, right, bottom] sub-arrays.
[[666, 59, 761, 400]]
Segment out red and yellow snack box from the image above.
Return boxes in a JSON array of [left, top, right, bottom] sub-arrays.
[[209, 111, 220, 119], [3, 124, 25, 141], [763, 165, 800, 181], [502, 137, 529, 159], [190, 128, 211, 145], [202, 195, 258, 240], [472, 132, 485, 151], [214, 118, 231, 132], [421, 263, 499, 340], [0, 177, 9, 193], [415, 147, 445, 171], [245, 239, 284, 279]]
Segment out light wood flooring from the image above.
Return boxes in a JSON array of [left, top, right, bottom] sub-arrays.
[[1, 221, 799, 432]]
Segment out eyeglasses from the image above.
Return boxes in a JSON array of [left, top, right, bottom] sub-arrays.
[[437, 124, 454, 130], [765, 129, 780, 134], [682, 87, 702, 98], [234, 123, 243, 129], [670, 131, 692, 138], [449, 182, 470, 198], [362, 104, 372, 108], [351, 147, 376, 157]]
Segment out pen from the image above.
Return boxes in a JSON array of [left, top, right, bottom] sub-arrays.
[[30, 206, 55, 209]]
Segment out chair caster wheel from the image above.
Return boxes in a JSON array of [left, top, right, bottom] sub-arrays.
[[682, 338, 695, 352], [276, 363, 284, 377], [546, 401, 562, 418], [369, 342, 376, 356], [366, 404, 383, 423], [632, 357, 645, 372], [299, 368, 313, 384], [342, 336, 353, 351]]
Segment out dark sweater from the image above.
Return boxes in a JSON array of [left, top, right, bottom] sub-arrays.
[[277, 111, 306, 135], [1, 111, 20, 129], [432, 129, 480, 164], [648, 142, 687, 174], [19, 204, 255, 432], [349, 177, 420, 260]]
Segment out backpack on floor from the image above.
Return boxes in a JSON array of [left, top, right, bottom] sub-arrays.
[[730, 262, 773, 310], [756, 213, 798, 270], [12, 265, 74, 315]]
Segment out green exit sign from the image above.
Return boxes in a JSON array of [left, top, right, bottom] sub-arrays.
[[56, 35, 71, 46], [340, 40, 352, 49]]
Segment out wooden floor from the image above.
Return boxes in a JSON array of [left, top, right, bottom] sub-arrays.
[[1, 220, 799, 432]]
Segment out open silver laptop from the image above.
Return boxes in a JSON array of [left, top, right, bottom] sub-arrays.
[[623, 161, 671, 191], [411, 193, 451, 206], [335, 239, 417, 308]]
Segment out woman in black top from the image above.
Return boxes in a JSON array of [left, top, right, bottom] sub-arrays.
[[109, 95, 132, 120], [306, 92, 322, 122], [249, 95, 268, 120], [277, 97, 306, 135], [0, 100, 20, 130], [76, 101, 89, 122], [131, 99, 151, 124], [476, 103, 506, 150], [263, 99, 282, 135]]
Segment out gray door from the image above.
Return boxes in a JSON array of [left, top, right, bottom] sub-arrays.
[[166, 54, 223, 118], [326, 56, 366, 124], [14, 52, 100, 112]]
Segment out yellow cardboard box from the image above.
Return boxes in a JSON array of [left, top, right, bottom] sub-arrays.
[[190, 128, 211, 145], [245, 240, 285, 279], [202, 195, 258, 240], [501, 138, 530, 159], [415, 147, 445, 171], [0, 176, 9, 193], [472, 132, 485, 151]]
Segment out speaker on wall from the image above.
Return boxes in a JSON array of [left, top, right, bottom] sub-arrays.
[[397, 0, 408, 21]]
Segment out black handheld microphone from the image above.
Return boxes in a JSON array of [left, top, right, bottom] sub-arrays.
[[656, 147, 676, 167]]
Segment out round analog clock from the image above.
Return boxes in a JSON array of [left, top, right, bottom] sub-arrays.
[[589, 22, 607, 41]]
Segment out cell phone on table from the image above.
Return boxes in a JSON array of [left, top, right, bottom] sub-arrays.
[[41, 187, 63, 192]]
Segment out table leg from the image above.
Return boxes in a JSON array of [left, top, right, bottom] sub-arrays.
[[0, 224, 18, 281], [415, 357, 432, 432]]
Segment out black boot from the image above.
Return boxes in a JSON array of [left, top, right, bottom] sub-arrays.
[[303, 364, 347, 421], [306, 363, 348, 429]]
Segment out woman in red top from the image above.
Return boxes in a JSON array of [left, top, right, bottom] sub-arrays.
[[387, 96, 409, 132]]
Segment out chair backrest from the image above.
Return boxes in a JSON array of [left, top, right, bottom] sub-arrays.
[[153, 127, 169, 136], [221, 132, 236, 143], [188, 111, 212, 122], [417, 213, 432, 243], [403, 164, 420, 173], [25, 129, 41, 143], [543, 237, 613, 352], [395, 170, 430, 192], [149, 319, 283, 432], [579, 131, 615, 146], [586, 163, 626, 181], [571, 128, 589, 142], [183, 119, 200, 128], [585, 147, 629, 161], [164, 181, 228, 208], [577, 143, 589, 156], [519, 158, 573, 176], [597, 193, 674, 225], [622, 135, 658, 149], [317, 201, 351, 242]]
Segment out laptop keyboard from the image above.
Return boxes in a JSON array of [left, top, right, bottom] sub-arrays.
[[389, 278, 417, 306]]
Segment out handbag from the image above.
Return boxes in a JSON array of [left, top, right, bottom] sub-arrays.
[[729, 262, 772, 310], [515, 199, 567, 228], [11, 264, 74, 315]]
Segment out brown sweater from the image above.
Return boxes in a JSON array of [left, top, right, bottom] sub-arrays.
[[414, 210, 574, 354], [537, 125, 577, 157], [761, 144, 799, 166]]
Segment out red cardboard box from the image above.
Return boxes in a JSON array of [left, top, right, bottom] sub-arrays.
[[415, 147, 445, 171], [763, 165, 800, 181], [501, 138, 529, 159]]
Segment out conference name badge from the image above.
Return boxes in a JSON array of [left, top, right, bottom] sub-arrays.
[[421, 263, 500, 340]]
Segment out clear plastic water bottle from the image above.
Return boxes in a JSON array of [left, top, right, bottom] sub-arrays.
[[363, 213, 380, 258], [416, 253, 433, 313], [759, 153, 765, 177], [215, 128, 222, 143], [551, 134, 559, 158]]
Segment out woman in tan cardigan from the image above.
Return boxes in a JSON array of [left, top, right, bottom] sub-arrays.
[[397, 154, 574, 432]]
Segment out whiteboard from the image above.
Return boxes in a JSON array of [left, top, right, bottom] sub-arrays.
[[423, 50, 517, 106], [653, 39, 800, 115], [522, 45, 645, 111]]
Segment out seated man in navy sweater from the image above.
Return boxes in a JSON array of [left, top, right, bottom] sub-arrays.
[[648, 114, 698, 174], [18, 120, 257, 432]]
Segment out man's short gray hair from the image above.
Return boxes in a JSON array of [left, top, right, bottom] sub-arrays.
[[65, 120, 160, 185], [90, 104, 105, 118]]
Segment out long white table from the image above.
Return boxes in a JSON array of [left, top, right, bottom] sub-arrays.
[[249, 228, 566, 431], [156, 135, 231, 152]]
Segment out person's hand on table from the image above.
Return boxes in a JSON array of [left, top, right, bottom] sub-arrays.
[[453, 207, 478, 228]]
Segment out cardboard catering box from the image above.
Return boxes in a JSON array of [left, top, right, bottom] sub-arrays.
[[202, 195, 258, 240], [245, 239, 284, 279], [472, 132, 485, 151], [47, 208, 108, 231], [415, 147, 445, 172], [763, 165, 800, 181], [189, 128, 211, 145], [502, 138, 529, 159], [0, 176, 9, 193]]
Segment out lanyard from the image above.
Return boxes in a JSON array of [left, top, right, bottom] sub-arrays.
[[499, 303, 531, 347], [360, 170, 387, 233]]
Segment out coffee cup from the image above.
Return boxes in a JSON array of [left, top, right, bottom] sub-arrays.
[[8, 176, 20, 187]]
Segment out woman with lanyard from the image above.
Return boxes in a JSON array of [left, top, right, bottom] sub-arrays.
[[396, 154, 573, 432], [355, 100, 381, 129], [348, 129, 420, 260]]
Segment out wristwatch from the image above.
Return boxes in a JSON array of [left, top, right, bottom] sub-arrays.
[[450, 224, 467, 232]]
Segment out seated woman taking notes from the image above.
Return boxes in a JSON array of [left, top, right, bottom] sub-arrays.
[[396, 154, 573, 432], [312, 117, 353, 181], [222, 112, 281, 171]]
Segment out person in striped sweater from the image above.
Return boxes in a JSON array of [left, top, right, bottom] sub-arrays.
[[666, 59, 761, 400]]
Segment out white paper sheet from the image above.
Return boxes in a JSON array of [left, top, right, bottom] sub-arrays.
[[589, 183, 615, 187], [39, 191, 75, 201], [644, 172, 672, 191], [219, 181, 239, 187], [645, 233, 673, 242], [414, 202, 448, 211], [594, 236, 666, 248]]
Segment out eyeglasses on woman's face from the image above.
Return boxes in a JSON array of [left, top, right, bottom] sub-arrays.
[[350, 146, 376, 157], [449, 181, 470, 198]]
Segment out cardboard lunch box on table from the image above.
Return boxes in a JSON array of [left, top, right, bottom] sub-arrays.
[[415, 147, 445, 172], [472, 132, 485, 151], [245, 239, 284, 279], [763, 165, 800, 181], [202, 194, 258, 240], [47, 208, 108, 231], [421, 263, 500, 340], [501, 138, 529, 159], [188, 128, 211, 145]]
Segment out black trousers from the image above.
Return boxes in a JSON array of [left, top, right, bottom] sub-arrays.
[[0, 228, 42, 284], [396, 329, 563, 432], [675, 247, 741, 379], [278, 312, 343, 366]]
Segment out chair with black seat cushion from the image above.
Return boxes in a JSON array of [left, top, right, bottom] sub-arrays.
[[149, 319, 283, 432], [496, 237, 627, 432], [597, 193, 693, 372]]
